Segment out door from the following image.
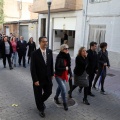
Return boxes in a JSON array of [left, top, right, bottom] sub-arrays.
[[6, 26, 10, 36], [20, 25, 28, 41]]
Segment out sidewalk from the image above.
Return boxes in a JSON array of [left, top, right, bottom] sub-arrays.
[[0, 54, 120, 120]]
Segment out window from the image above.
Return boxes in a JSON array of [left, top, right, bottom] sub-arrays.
[[90, 0, 111, 3], [88, 25, 106, 52]]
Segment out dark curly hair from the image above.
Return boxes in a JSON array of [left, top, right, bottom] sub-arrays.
[[100, 42, 107, 49]]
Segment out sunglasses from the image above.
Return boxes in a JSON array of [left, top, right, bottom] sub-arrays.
[[64, 48, 69, 50]]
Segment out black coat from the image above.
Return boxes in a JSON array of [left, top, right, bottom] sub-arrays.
[[86, 49, 98, 74], [27, 42, 36, 57], [17, 40, 27, 55], [30, 48, 54, 85], [74, 56, 87, 76], [55, 52, 72, 77], [98, 50, 110, 69], [0, 41, 13, 57]]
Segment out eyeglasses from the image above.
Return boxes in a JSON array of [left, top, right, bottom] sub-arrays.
[[64, 48, 69, 50]]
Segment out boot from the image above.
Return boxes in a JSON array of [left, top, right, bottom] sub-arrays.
[[54, 97, 61, 104], [63, 103, 68, 111], [83, 98, 90, 105]]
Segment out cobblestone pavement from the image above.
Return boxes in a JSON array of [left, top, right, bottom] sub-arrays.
[[0, 55, 120, 120]]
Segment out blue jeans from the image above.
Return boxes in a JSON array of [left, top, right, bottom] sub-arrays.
[[55, 77, 67, 103], [11, 52, 17, 65]]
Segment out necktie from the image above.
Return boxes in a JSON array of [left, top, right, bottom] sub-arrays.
[[43, 52, 47, 64]]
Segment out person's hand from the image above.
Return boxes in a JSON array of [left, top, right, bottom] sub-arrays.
[[34, 81, 40, 86], [85, 52, 88, 57], [104, 63, 107, 66], [66, 67, 69, 70]]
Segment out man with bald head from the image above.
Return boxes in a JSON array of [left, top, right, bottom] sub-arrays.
[[17, 36, 27, 68]]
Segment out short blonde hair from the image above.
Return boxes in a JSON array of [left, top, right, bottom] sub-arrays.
[[60, 44, 69, 51]]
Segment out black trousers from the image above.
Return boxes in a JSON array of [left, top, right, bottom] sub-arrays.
[[93, 67, 106, 90], [88, 73, 95, 94], [3, 54, 12, 68], [70, 85, 88, 99], [33, 82, 53, 111], [19, 54, 26, 66]]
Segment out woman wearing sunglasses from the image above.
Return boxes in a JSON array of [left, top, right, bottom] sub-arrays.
[[54, 44, 72, 111]]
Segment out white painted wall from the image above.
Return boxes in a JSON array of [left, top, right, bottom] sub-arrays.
[[84, 0, 120, 68]]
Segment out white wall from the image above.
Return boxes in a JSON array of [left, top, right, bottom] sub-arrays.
[[84, 0, 120, 68], [87, 0, 120, 16]]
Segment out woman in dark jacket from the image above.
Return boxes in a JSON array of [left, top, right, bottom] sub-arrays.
[[54, 44, 72, 111], [68, 47, 90, 105], [93, 42, 110, 94], [27, 37, 36, 64], [1, 36, 13, 70]]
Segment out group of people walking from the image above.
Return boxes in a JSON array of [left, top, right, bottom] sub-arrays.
[[30, 36, 110, 118], [0, 33, 36, 69]]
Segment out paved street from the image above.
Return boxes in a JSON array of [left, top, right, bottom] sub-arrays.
[[0, 54, 120, 120]]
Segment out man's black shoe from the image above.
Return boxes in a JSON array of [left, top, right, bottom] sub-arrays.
[[88, 93, 95, 97], [39, 111, 45, 118]]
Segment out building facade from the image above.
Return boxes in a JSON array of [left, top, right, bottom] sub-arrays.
[[32, 0, 120, 69], [84, 0, 120, 69], [3, 0, 38, 42]]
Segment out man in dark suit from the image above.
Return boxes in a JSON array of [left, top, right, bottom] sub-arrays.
[[86, 42, 98, 97], [30, 36, 54, 118], [17, 36, 27, 68]]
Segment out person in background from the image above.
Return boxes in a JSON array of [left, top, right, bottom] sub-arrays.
[[68, 47, 90, 105], [27, 37, 36, 64], [1, 36, 13, 70], [93, 42, 110, 94], [17, 36, 27, 68], [30, 37, 54, 118], [9, 33, 13, 41], [11, 37, 17, 67], [54, 44, 72, 111]]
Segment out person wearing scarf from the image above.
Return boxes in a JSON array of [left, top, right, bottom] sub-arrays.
[[54, 44, 72, 111]]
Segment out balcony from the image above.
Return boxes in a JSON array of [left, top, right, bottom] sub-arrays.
[[32, 0, 83, 14]]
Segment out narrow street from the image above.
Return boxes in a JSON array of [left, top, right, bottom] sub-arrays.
[[0, 55, 120, 120]]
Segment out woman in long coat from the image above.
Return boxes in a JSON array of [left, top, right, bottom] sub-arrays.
[[27, 37, 36, 64]]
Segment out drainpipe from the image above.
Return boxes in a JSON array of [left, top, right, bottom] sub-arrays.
[[83, 0, 89, 46]]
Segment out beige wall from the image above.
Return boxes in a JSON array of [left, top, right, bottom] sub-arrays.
[[32, 0, 83, 13], [4, 0, 38, 22]]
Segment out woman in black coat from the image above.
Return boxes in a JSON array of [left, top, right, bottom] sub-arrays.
[[1, 36, 13, 70], [27, 37, 36, 64], [68, 47, 90, 105], [93, 42, 110, 94], [54, 44, 72, 111]]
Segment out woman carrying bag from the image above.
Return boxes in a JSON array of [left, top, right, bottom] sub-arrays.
[[68, 47, 90, 105], [93, 42, 110, 94]]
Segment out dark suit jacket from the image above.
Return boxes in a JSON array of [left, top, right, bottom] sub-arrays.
[[17, 40, 27, 55], [86, 49, 98, 75], [30, 48, 54, 85], [1, 41, 13, 57]]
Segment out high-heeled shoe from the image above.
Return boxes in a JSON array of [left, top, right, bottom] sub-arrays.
[[83, 98, 90, 105], [68, 90, 72, 98]]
